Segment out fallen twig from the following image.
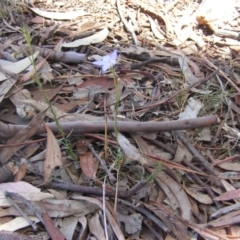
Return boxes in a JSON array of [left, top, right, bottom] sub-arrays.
[[0, 115, 219, 137], [131, 56, 173, 69], [200, 55, 240, 93], [175, 131, 218, 176], [86, 143, 116, 183], [33, 179, 147, 198], [183, 159, 221, 209], [181, 158, 222, 188], [5, 192, 39, 232], [23, 46, 86, 63], [151, 201, 230, 240], [128, 69, 219, 116], [116, 0, 139, 45], [118, 199, 169, 232]]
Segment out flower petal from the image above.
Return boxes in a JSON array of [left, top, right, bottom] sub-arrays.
[[93, 60, 104, 66], [102, 64, 109, 72], [110, 50, 117, 64], [92, 50, 118, 72]]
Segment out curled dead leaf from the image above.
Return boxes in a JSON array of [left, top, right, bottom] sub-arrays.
[[43, 123, 63, 182]]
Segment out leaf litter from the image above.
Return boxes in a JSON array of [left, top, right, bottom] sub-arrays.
[[0, 0, 240, 239]]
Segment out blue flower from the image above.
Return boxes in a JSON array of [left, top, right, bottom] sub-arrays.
[[93, 50, 117, 72]]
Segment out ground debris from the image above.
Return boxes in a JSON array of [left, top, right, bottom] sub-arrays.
[[0, 0, 239, 239]]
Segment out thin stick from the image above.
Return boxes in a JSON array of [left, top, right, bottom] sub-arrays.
[[118, 199, 168, 232], [116, 0, 139, 45], [86, 143, 116, 183], [102, 177, 109, 240], [33, 179, 147, 198], [175, 131, 218, 176]]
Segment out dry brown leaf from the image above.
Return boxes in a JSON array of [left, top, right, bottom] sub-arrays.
[[60, 216, 79, 240], [0, 109, 47, 164], [210, 202, 240, 219], [78, 20, 98, 32], [0, 216, 40, 232], [0, 78, 18, 105], [13, 163, 27, 182], [116, 133, 147, 164], [234, 93, 240, 106], [19, 99, 103, 122], [229, 226, 240, 237], [184, 186, 213, 204], [62, 28, 109, 48], [157, 172, 192, 220], [10, 89, 32, 106], [0, 231, 34, 240], [117, 212, 143, 234], [155, 178, 179, 211], [71, 195, 125, 240], [78, 216, 88, 240], [43, 123, 62, 182], [38, 56, 54, 84], [76, 139, 88, 155], [2, 199, 97, 218], [30, 16, 45, 24], [0, 181, 40, 193], [219, 161, 240, 171], [64, 166, 79, 184], [145, 202, 190, 239], [208, 209, 240, 229], [88, 212, 106, 240], [173, 139, 193, 162], [42, 213, 65, 240], [30, 8, 88, 20], [0, 181, 54, 207], [214, 188, 240, 201], [79, 151, 98, 179], [191, 225, 227, 240], [20, 55, 48, 83], [148, 16, 165, 40], [31, 85, 63, 102], [0, 191, 54, 208], [0, 52, 39, 81], [177, 55, 199, 85]]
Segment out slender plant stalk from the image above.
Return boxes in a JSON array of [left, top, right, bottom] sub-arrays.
[[110, 67, 124, 212], [22, 26, 77, 161], [147, 163, 162, 183]]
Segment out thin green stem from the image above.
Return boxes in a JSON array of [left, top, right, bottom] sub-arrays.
[[110, 67, 124, 212], [147, 163, 162, 183], [22, 26, 77, 161]]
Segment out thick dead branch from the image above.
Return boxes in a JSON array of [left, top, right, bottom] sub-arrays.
[[0, 115, 219, 137]]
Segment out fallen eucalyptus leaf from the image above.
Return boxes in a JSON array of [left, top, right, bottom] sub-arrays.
[[0, 52, 39, 81], [62, 28, 109, 48], [30, 8, 88, 20]]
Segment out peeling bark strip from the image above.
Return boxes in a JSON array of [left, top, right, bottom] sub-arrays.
[[0, 115, 219, 137]]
